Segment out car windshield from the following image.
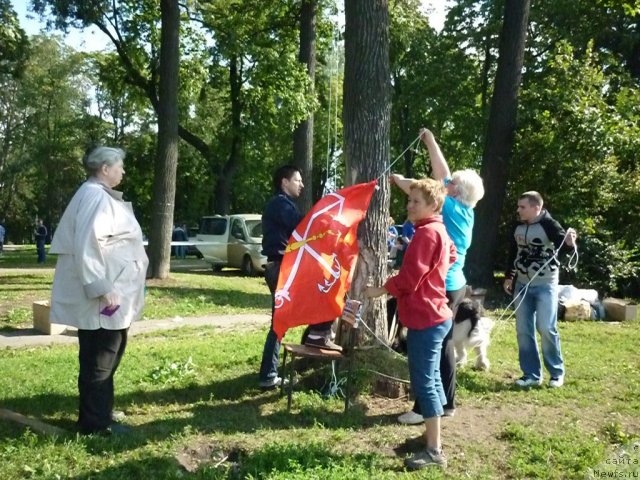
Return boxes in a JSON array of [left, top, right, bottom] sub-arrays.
[[246, 220, 262, 238]]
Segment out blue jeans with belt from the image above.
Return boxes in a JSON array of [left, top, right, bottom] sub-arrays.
[[515, 281, 564, 381], [406, 319, 452, 419], [259, 260, 281, 382]]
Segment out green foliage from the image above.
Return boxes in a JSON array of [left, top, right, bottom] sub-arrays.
[[514, 40, 640, 295], [0, 35, 103, 241], [146, 356, 197, 385], [602, 421, 638, 445], [388, 1, 486, 220], [571, 236, 640, 295], [0, 0, 29, 76], [2, 0, 639, 294]]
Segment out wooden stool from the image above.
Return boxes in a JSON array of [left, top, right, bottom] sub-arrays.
[[280, 320, 359, 413]]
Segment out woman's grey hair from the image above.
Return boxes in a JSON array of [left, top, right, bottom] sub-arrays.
[[451, 169, 485, 208], [83, 147, 125, 175]]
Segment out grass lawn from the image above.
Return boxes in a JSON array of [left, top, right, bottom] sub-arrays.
[[1, 247, 639, 479]]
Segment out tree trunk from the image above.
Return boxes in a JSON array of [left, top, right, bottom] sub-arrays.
[[213, 55, 242, 214], [148, 0, 180, 279], [467, 0, 531, 287], [480, 29, 493, 117], [293, 0, 316, 213], [344, 0, 391, 341]]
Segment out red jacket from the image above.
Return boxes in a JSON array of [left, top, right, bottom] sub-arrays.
[[384, 215, 456, 330]]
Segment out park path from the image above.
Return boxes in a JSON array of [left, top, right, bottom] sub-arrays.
[[0, 313, 271, 349], [2, 257, 273, 349]]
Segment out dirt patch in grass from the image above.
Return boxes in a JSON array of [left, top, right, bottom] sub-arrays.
[[345, 394, 640, 473], [175, 437, 241, 473]]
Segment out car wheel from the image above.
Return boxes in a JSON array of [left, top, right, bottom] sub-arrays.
[[212, 264, 223, 272], [241, 255, 255, 276]]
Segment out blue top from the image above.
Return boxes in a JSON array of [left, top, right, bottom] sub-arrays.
[[261, 191, 303, 261], [401, 220, 415, 240], [387, 225, 399, 248], [442, 181, 474, 291]]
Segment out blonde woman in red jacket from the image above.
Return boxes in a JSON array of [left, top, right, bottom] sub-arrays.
[[367, 178, 456, 471]]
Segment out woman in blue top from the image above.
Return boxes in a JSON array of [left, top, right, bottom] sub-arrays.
[[391, 128, 484, 423]]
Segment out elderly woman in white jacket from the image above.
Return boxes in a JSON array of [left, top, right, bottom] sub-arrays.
[[50, 146, 148, 435]]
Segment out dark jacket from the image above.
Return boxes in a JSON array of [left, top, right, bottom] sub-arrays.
[[261, 191, 303, 261], [35, 224, 48, 245]]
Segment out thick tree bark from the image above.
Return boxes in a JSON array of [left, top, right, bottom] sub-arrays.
[[344, 0, 391, 341], [467, 0, 531, 287], [213, 55, 242, 215], [148, 0, 180, 278], [292, 0, 316, 214]]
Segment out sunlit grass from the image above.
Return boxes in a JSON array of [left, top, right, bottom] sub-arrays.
[[1, 249, 639, 478]]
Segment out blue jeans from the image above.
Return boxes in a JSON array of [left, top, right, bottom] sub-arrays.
[[36, 241, 46, 263], [259, 261, 281, 382], [406, 319, 452, 418], [515, 281, 564, 380]]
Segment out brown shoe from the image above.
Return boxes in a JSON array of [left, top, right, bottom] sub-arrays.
[[304, 336, 343, 351]]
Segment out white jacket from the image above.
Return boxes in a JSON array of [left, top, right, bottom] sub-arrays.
[[50, 179, 149, 330]]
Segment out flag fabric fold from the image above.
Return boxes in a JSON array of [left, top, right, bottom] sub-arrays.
[[273, 180, 377, 340]]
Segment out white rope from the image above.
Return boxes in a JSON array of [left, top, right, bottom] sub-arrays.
[[358, 317, 408, 361], [323, 360, 347, 398], [324, 42, 333, 195], [375, 134, 422, 183], [332, 49, 340, 190], [492, 230, 579, 328]]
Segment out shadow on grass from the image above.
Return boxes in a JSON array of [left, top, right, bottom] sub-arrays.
[[0, 365, 407, 454], [67, 456, 186, 480], [63, 439, 401, 479]]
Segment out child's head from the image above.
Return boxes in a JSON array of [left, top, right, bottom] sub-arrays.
[[407, 179, 446, 222]]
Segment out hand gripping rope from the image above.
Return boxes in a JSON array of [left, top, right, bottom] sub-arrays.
[[493, 230, 579, 329]]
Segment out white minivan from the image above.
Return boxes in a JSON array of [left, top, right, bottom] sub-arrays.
[[195, 214, 266, 275]]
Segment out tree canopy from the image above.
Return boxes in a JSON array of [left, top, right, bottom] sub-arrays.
[[1, 0, 638, 295]]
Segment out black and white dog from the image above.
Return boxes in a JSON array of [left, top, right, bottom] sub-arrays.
[[452, 298, 494, 371]]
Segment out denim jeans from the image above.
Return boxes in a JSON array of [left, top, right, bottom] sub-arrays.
[[406, 319, 452, 419], [515, 281, 564, 380], [412, 287, 465, 414], [259, 261, 281, 382], [36, 241, 46, 263]]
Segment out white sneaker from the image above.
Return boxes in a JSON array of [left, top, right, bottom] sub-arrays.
[[259, 376, 285, 389], [111, 410, 126, 422], [515, 376, 542, 387], [397, 410, 424, 425], [549, 376, 564, 388]]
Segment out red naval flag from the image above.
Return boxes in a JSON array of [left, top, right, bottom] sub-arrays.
[[273, 180, 377, 340]]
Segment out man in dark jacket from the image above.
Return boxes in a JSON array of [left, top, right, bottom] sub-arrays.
[[503, 191, 577, 389], [258, 165, 305, 389], [35, 219, 48, 264]]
